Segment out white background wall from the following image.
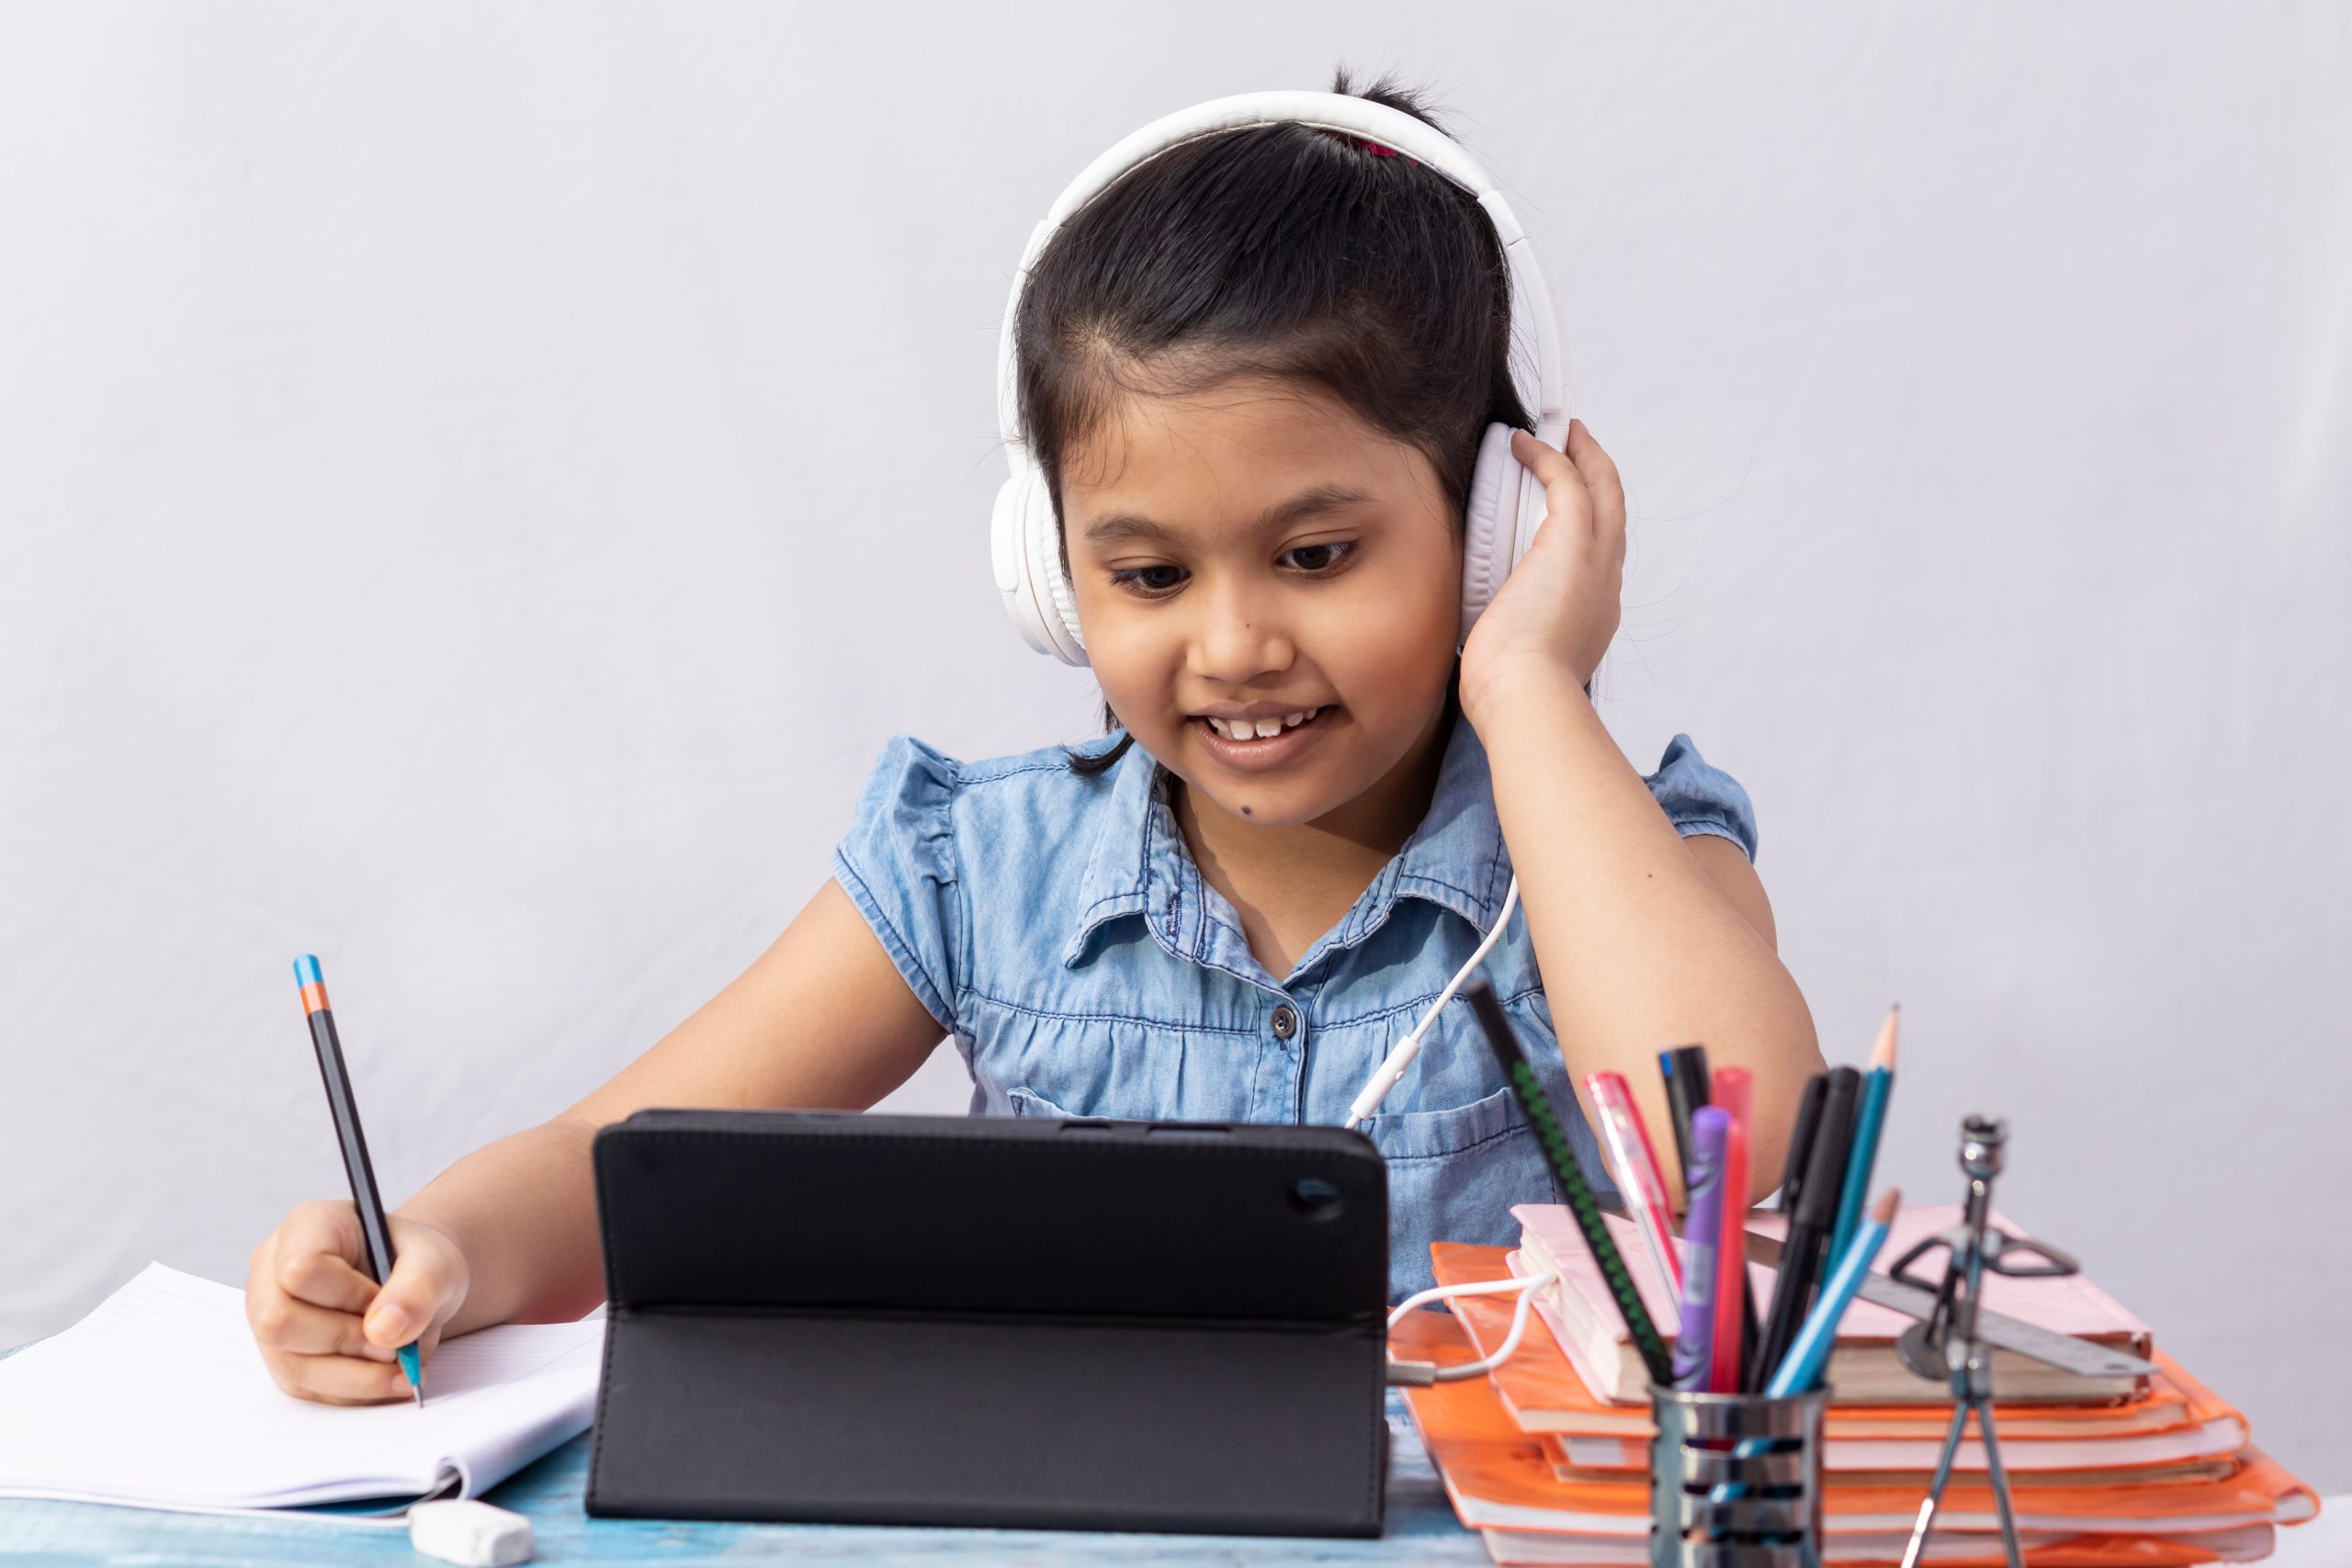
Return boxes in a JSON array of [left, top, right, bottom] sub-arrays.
[[5, 1, 2346, 1493]]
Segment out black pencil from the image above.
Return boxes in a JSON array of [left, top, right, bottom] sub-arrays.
[[1471, 979, 1673, 1387], [295, 954, 423, 1405], [1778, 1073, 1830, 1214]]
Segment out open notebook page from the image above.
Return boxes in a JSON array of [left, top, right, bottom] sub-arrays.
[[0, 1261, 605, 1525]]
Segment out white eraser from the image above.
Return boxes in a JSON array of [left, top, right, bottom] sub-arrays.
[[407, 1498, 535, 1567]]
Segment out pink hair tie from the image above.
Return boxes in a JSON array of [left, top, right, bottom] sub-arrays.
[[1317, 129, 1402, 157]]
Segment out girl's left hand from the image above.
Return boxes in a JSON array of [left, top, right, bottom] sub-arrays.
[[1458, 418, 1626, 718]]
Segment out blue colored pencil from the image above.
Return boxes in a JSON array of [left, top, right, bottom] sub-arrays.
[[1708, 1189, 1899, 1505], [1770, 1188, 1898, 1396], [1826, 1006, 1899, 1271]]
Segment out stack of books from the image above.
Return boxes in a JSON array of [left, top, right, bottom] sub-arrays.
[[1399, 1206, 2320, 1566]]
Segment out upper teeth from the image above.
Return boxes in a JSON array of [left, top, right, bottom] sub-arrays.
[[1204, 708, 1321, 740]]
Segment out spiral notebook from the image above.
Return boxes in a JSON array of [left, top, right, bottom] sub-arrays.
[[0, 1261, 605, 1527]]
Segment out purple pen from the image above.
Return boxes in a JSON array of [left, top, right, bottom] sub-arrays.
[[1669, 1107, 1731, 1391]]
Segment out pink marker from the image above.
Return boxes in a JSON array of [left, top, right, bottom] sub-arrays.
[[1709, 1066, 1753, 1393], [1584, 1071, 1682, 1313]]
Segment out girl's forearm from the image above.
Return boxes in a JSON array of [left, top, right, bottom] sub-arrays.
[[1465, 664, 1823, 1205], [394, 1115, 607, 1337]]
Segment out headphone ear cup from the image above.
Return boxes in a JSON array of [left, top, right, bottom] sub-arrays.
[[997, 459, 1090, 667], [992, 468, 1065, 660], [1026, 479, 1090, 666], [1457, 422, 1523, 649]]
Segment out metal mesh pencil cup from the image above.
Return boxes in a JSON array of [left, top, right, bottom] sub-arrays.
[[1648, 1382, 1828, 1568]]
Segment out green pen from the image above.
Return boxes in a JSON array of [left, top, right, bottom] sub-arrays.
[[294, 955, 423, 1405], [1463, 976, 1674, 1386]]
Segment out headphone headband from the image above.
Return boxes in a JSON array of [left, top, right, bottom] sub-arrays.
[[995, 90, 1566, 475], [990, 89, 1571, 667]]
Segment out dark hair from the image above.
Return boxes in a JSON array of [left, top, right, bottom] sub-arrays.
[[1012, 65, 1534, 777]]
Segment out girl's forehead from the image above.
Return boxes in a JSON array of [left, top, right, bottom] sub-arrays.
[[1063, 378, 1422, 516]]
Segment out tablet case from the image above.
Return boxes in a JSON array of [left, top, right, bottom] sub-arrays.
[[584, 1108, 1391, 1536]]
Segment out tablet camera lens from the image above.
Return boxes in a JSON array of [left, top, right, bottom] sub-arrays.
[[1288, 1176, 1342, 1220]]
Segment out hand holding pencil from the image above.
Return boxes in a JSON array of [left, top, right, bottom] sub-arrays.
[[245, 955, 471, 1406], [246, 1200, 469, 1405]]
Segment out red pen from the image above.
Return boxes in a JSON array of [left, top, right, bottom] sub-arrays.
[[1583, 1071, 1681, 1313], [1707, 1066, 1753, 1393]]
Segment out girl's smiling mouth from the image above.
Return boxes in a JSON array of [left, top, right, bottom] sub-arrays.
[[1190, 704, 1338, 771]]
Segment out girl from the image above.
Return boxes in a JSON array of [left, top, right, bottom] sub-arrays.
[[245, 70, 1822, 1406]]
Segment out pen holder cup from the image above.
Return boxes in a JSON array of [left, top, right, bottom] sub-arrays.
[[1647, 1382, 1828, 1568]]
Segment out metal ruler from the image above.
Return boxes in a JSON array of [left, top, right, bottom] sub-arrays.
[[1741, 1231, 2156, 1382]]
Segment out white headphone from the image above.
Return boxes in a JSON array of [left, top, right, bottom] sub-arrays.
[[989, 89, 1573, 667]]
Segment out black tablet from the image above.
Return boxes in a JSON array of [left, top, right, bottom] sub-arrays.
[[583, 1107, 1391, 1537]]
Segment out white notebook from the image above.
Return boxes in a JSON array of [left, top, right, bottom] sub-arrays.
[[0, 1261, 605, 1527]]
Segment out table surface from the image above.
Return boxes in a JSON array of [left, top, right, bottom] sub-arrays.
[[2, 1401, 1495, 1564], [2, 1362, 2339, 1566]]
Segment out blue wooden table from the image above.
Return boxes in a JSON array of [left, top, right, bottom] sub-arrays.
[[0, 1386, 1488, 1565]]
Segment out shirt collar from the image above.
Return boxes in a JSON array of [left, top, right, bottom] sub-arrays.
[[1058, 707, 1514, 973]]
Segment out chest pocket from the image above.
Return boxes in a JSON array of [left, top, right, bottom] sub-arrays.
[[1352, 1080, 1530, 1159], [1006, 1086, 1083, 1119]]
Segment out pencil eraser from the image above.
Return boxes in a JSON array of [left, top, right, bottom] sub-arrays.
[[407, 1498, 534, 1566]]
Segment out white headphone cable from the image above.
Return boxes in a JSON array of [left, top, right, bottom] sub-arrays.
[[1342, 873, 1521, 1131], [1384, 1265, 1557, 1384]]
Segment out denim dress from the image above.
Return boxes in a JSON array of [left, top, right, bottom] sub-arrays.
[[828, 710, 1758, 1304]]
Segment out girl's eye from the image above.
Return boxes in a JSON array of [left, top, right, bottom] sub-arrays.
[[1109, 564, 1187, 597], [1106, 542, 1355, 599], [1281, 540, 1357, 573]]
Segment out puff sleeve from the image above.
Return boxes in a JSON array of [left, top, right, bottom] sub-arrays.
[[828, 734, 966, 1037], [1643, 732, 1759, 863]]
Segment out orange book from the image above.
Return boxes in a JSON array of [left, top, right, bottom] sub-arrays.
[[1433, 1244, 2210, 1444], [1478, 1520, 2283, 1566], [1393, 1308, 2317, 1540], [1548, 1360, 2250, 1486]]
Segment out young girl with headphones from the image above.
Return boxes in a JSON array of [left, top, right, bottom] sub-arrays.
[[245, 71, 1824, 1406]]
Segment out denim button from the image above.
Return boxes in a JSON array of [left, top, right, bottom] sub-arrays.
[[1270, 1003, 1298, 1040]]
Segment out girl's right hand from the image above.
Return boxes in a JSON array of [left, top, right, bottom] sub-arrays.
[[245, 1200, 470, 1404]]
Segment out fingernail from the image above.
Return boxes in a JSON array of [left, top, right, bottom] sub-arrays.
[[370, 1307, 409, 1342]]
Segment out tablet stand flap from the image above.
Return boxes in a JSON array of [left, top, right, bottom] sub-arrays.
[[587, 1307, 1385, 1535]]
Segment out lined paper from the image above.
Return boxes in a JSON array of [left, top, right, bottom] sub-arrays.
[[0, 1262, 604, 1524]]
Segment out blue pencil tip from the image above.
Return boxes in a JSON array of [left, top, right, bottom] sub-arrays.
[[293, 954, 322, 987]]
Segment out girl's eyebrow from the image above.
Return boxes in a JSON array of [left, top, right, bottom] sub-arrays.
[[1080, 482, 1376, 547]]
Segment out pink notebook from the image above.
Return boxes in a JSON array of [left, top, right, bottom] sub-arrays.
[[1510, 1202, 2153, 1405]]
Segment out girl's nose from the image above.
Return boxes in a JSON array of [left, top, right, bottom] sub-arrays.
[[1186, 578, 1295, 684]]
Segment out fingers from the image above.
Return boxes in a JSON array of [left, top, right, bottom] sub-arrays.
[[250, 1281, 396, 1361], [249, 1199, 474, 1405], [248, 1204, 408, 1405], [275, 1348, 420, 1405], [1509, 425, 1595, 541], [270, 1200, 379, 1314], [1571, 421, 1627, 554], [361, 1255, 444, 1354], [1564, 419, 1627, 557]]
